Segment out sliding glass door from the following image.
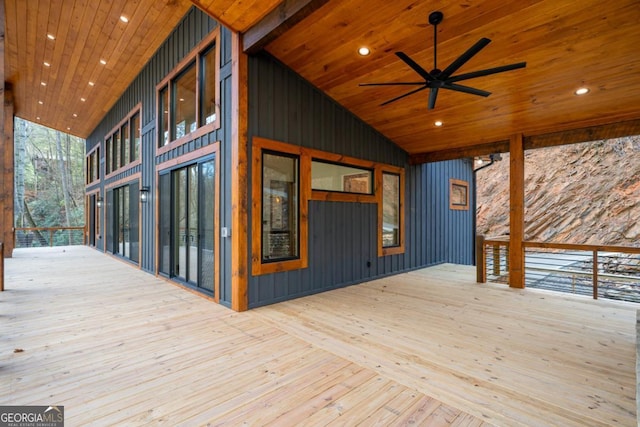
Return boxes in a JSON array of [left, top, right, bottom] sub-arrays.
[[106, 181, 139, 263], [159, 158, 215, 294]]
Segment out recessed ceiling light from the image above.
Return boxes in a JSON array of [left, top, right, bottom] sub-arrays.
[[179, 98, 185, 102], [38, 100, 43, 105], [67, 127, 71, 131], [80, 98, 86, 102], [36, 116, 41, 120], [99, 59, 107, 65], [72, 113, 78, 118], [88, 81, 95, 86], [43, 61, 51, 67], [41, 81, 47, 86], [434, 120, 443, 127], [120, 15, 129, 23], [575, 87, 589, 95], [47, 33, 55, 40], [358, 47, 371, 56]]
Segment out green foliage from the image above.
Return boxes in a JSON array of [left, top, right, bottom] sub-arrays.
[[14, 118, 86, 228]]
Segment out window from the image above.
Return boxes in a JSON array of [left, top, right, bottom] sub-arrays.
[[104, 106, 142, 176], [159, 86, 169, 147], [157, 28, 220, 150], [382, 173, 400, 247], [311, 160, 373, 194], [450, 179, 469, 210], [262, 152, 300, 262], [121, 122, 130, 167], [173, 62, 197, 140], [379, 167, 405, 256], [252, 137, 404, 275], [86, 147, 100, 185], [131, 112, 141, 162], [200, 44, 217, 125], [105, 137, 112, 174]]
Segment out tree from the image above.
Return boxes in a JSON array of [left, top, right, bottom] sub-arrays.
[[14, 118, 85, 245]]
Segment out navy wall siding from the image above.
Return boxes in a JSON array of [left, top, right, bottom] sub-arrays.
[[424, 159, 475, 265], [247, 53, 475, 308], [84, 8, 234, 305]]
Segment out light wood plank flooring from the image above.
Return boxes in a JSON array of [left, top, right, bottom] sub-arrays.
[[1, 247, 636, 426]]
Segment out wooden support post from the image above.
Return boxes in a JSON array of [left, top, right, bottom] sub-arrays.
[[509, 134, 525, 288], [593, 250, 599, 299], [476, 235, 486, 283], [0, 242, 4, 291], [230, 31, 249, 311]]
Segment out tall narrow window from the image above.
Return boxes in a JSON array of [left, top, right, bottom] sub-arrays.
[[382, 172, 400, 248], [113, 131, 121, 170], [105, 136, 112, 174], [159, 86, 169, 147], [122, 122, 130, 165], [131, 112, 140, 162], [200, 44, 217, 125], [172, 62, 197, 140], [262, 152, 299, 262]]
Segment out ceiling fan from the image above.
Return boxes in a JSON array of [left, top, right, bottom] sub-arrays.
[[360, 11, 526, 110]]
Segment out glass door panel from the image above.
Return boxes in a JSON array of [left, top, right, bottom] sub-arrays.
[[174, 168, 188, 281], [199, 160, 215, 292], [188, 165, 199, 285]]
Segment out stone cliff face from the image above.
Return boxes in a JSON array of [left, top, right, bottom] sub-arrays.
[[476, 136, 640, 246]]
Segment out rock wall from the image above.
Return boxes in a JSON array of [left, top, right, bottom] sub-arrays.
[[476, 136, 640, 246]]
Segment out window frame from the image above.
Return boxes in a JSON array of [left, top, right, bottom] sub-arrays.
[[85, 144, 101, 185], [104, 104, 142, 178], [156, 27, 221, 155], [449, 178, 470, 211], [103, 173, 142, 264], [251, 137, 405, 276], [378, 167, 405, 256]]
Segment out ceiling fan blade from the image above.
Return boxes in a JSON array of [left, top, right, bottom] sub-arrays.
[[395, 52, 435, 81], [442, 83, 491, 97], [427, 87, 439, 110], [380, 85, 429, 106], [440, 38, 491, 79], [359, 82, 428, 87], [447, 62, 527, 83]]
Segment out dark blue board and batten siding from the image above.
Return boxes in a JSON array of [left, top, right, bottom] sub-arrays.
[[247, 53, 475, 308], [84, 8, 235, 305]]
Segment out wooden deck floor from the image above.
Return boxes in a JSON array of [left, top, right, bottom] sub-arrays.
[[1, 247, 636, 426]]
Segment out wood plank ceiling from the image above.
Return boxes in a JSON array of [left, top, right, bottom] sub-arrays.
[[4, 0, 194, 138], [260, 0, 640, 159], [5, 0, 640, 162]]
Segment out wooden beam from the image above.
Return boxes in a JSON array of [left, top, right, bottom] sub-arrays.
[[0, 0, 13, 259], [524, 119, 640, 151], [231, 32, 249, 311], [508, 134, 525, 288], [242, 0, 330, 54], [409, 140, 510, 164]]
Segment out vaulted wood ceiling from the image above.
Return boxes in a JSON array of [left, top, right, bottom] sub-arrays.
[[5, 0, 640, 161]]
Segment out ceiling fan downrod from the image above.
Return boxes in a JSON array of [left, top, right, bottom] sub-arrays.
[[429, 11, 443, 74]]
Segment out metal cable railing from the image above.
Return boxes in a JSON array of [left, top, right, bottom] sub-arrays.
[[14, 226, 86, 248], [477, 236, 640, 303]]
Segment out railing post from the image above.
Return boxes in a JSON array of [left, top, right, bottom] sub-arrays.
[[49, 229, 54, 247], [0, 242, 4, 291], [593, 250, 599, 299], [476, 235, 486, 283]]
